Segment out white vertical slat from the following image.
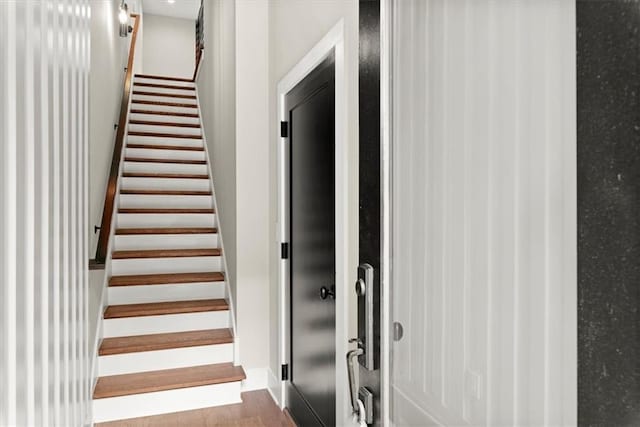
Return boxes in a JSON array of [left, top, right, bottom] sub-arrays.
[[1, 1, 91, 424], [391, 1, 577, 426], [4, 1, 19, 425], [51, 1, 63, 424]]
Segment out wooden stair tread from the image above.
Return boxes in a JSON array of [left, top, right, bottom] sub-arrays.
[[118, 207, 213, 214], [93, 363, 245, 399], [134, 82, 195, 91], [120, 189, 211, 195], [103, 299, 229, 319], [130, 109, 199, 118], [126, 143, 204, 151], [128, 131, 202, 139], [135, 73, 194, 82], [133, 91, 196, 99], [109, 271, 224, 287], [132, 99, 197, 108], [112, 248, 221, 259], [122, 172, 208, 179], [129, 120, 200, 128], [124, 157, 206, 165], [99, 329, 233, 356], [115, 227, 217, 235]]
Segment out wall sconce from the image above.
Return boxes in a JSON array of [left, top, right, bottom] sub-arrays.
[[119, 1, 131, 37]]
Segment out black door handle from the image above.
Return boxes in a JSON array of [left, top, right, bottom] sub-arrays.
[[319, 286, 335, 300]]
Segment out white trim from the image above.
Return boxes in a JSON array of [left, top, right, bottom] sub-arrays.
[[275, 19, 350, 425], [241, 368, 270, 392], [380, 1, 392, 426], [193, 83, 239, 363], [267, 368, 282, 406]]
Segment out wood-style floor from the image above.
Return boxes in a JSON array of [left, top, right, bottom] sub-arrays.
[[96, 390, 296, 427]]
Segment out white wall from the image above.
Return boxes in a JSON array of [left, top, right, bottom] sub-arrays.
[[143, 14, 195, 78], [267, 0, 360, 408], [0, 0, 91, 425], [88, 0, 142, 359], [390, 1, 577, 425], [235, 0, 270, 372], [197, 0, 237, 309]]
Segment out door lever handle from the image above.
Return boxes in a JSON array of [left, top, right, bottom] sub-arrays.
[[347, 347, 364, 416], [319, 286, 335, 300]]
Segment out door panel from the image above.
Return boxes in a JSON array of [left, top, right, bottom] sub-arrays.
[[287, 53, 336, 427], [389, 0, 576, 426]]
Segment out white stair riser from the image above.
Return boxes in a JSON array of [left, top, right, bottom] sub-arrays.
[[119, 194, 213, 209], [92, 382, 241, 423], [129, 113, 200, 125], [108, 282, 226, 305], [103, 311, 230, 337], [125, 148, 205, 162], [111, 256, 223, 275], [123, 161, 207, 176], [129, 123, 202, 136], [128, 135, 203, 147], [99, 344, 234, 376], [130, 102, 198, 115], [117, 213, 215, 229], [134, 77, 195, 88], [120, 177, 210, 192], [132, 94, 197, 105], [114, 233, 218, 251], [132, 85, 196, 97]]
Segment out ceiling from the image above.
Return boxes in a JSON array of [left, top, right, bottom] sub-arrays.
[[142, 0, 201, 20]]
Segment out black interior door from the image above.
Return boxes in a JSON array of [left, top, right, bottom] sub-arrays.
[[286, 52, 336, 427]]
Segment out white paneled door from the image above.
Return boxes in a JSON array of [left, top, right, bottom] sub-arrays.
[[0, 1, 91, 425], [388, 0, 577, 425]]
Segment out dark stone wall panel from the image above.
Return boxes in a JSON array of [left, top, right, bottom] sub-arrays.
[[577, 1, 640, 425]]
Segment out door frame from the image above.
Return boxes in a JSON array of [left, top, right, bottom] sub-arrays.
[[276, 19, 352, 425]]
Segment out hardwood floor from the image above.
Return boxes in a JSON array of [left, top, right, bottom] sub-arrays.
[[96, 390, 295, 427]]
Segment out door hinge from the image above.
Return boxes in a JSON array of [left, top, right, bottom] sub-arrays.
[[280, 242, 289, 259], [281, 364, 289, 381], [280, 121, 289, 138]]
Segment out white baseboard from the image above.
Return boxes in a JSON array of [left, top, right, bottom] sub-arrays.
[[241, 367, 269, 392], [267, 368, 283, 408]]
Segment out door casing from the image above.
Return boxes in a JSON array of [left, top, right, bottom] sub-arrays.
[[276, 20, 354, 426]]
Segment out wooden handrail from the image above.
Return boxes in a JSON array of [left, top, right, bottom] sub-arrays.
[[95, 14, 141, 264]]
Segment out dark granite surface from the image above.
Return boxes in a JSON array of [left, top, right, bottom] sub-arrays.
[[577, 1, 640, 425]]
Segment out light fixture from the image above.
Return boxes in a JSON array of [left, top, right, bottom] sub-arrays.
[[118, 1, 130, 37], [168, 0, 175, 4]]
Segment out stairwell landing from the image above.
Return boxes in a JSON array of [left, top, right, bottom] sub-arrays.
[[92, 74, 244, 424]]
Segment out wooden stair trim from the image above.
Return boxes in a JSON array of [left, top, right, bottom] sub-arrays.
[[116, 227, 217, 235], [120, 189, 212, 196], [99, 329, 233, 356], [132, 99, 197, 108], [133, 91, 196, 99], [128, 131, 202, 140], [130, 109, 199, 118], [93, 363, 246, 399], [103, 299, 229, 319], [135, 73, 194, 83], [112, 248, 221, 259], [134, 82, 196, 91], [118, 207, 214, 214], [122, 172, 209, 179], [124, 157, 206, 165], [129, 120, 201, 128], [126, 143, 204, 151], [109, 271, 224, 286]]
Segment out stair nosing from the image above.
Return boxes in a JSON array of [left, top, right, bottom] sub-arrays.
[[130, 109, 199, 118], [109, 271, 224, 287], [119, 189, 212, 196], [129, 120, 201, 128], [132, 91, 197, 99], [135, 73, 194, 83], [103, 298, 229, 320], [111, 248, 222, 260], [122, 172, 209, 179], [98, 328, 233, 356], [132, 99, 197, 108], [134, 82, 196, 91], [118, 208, 214, 214], [124, 157, 206, 165], [92, 363, 245, 399], [126, 143, 204, 151], [115, 227, 217, 236], [128, 132, 202, 140]]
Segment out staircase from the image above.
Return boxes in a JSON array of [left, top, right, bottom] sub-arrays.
[[93, 74, 244, 424]]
